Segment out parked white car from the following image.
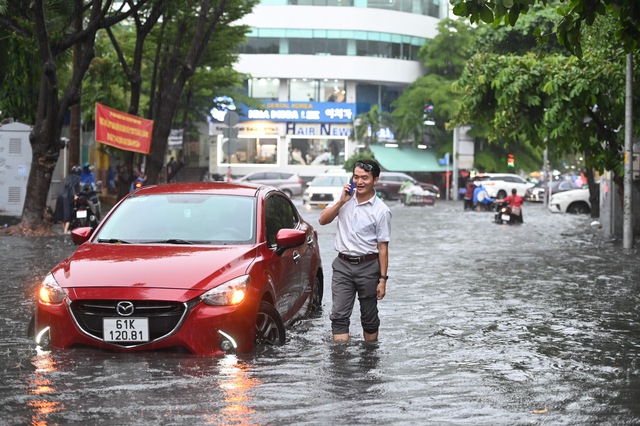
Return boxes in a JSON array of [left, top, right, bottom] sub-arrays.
[[477, 173, 535, 199], [548, 188, 591, 214], [303, 172, 351, 208]]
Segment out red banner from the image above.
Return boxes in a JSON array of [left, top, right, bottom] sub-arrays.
[[95, 103, 153, 154]]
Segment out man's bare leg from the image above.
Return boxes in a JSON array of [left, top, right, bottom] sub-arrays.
[[364, 331, 378, 342], [333, 333, 349, 342]]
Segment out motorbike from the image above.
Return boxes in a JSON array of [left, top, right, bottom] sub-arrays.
[[130, 176, 145, 192], [70, 182, 101, 231], [494, 201, 515, 224]]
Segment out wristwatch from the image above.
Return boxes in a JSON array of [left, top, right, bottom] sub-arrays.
[[379, 275, 389, 281]]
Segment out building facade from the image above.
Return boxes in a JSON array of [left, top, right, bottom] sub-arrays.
[[207, 0, 446, 180]]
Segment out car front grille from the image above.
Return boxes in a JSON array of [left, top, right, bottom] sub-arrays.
[[69, 299, 189, 346], [310, 193, 334, 202]]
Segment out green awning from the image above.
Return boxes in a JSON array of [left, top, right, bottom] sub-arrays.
[[370, 145, 448, 172]]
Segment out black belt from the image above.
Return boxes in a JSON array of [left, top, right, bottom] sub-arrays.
[[338, 252, 378, 264]]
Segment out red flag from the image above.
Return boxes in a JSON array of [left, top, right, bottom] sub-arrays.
[[95, 103, 153, 154]]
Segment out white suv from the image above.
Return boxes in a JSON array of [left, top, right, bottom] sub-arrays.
[[302, 172, 351, 208], [477, 173, 534, 199]]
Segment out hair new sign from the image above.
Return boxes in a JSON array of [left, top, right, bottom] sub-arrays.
[[95, 103, 154, 154]]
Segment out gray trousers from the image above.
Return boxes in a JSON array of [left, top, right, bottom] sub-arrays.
[[330, 256, 381, 335]]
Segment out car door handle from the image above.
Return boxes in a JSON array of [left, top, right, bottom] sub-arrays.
[[293, 251, 301, 263], [307, 235, 315, 247]]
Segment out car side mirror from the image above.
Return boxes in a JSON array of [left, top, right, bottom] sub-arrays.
[[70, 227, 93, 245], [274, 228, 305, 255]]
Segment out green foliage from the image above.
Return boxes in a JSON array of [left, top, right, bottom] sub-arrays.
[[452, 16, 637, 176], [472, 2, 566, 55], [450, 0, 640, 54], [391, 19, 474, 148], [352, 105, 392, 151], [0, 33, 39, 123], [344, 151, 375, 173]]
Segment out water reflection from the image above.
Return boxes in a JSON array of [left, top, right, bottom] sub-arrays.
[[206, 355, 262, 425], [326, 341, 382, 397], [27, 350, 62, 424], [2, 203, 640, 424]]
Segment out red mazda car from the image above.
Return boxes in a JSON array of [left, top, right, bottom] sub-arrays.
[[32, 182, 323, 356]]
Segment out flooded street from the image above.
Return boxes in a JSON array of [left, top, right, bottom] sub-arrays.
[[1, 200, 639, 425]]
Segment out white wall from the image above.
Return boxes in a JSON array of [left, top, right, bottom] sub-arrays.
[[236, 54, 425, 84]]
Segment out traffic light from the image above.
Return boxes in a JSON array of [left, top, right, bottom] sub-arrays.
[[507, 154, 515, 167]]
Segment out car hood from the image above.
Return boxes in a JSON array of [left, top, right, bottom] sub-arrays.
[[52, 243, 258, 291]]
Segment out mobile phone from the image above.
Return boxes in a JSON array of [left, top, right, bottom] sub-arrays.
[[349, 180, 355, 195]]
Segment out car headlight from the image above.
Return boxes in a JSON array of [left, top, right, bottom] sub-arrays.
[[200, 275, 249, 306], [38, 273, 66, 304]]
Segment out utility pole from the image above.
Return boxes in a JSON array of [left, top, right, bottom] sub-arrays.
[[623, 53, 634, 249]]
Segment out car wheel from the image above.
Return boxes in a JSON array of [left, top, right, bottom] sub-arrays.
[[255, 301, 285, 346], [497, 190, 507, 199], [27, 314, 35, 338], [310, 273, 323, 314], [282, 189, 293, 198], [567, 202, 590, 215]]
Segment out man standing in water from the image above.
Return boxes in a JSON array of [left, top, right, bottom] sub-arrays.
[[319, 159, 391, 342]]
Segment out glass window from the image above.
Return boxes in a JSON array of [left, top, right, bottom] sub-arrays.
[[96, 194, 256, 244], [247, 78, 280, 100], [222, 138, 278, 165], [320, 79, 346, 102], [265, 195, 299, 247], [288, 138, 346, 166], [239, 38, 279, 54], [289, 79, 320, 101]]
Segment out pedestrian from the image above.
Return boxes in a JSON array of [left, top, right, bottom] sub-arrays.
[[318, 159, 391, 343], [115, 165, 132, 202], [107, 166, 116, 193], [80, 162, 96, 186], [464, 178, 478, 211], [167, 157, 176, 183], [473, 182, 494, 211], [53, 166, 81, 233]]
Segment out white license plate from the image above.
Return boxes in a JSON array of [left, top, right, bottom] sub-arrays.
[[103, 318, 149, 342], [501, 214, 511, 221], [76, 209, 87, 219]]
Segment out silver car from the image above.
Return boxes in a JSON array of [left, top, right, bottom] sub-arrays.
[[234, 171, 304, 197]]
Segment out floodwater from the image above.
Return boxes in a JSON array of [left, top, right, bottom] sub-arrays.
[[1, 201, 639, 425]]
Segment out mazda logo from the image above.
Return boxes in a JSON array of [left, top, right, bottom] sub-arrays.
[[116, 301, 135, 317]]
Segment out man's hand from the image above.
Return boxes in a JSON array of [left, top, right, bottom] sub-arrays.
[[376, 280, 386, 300], [338, 182, 354, 203]]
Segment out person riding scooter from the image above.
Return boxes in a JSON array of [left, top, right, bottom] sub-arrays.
[[495, 188, 524, 223]]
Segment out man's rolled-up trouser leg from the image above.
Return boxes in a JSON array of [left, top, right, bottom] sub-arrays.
[[330, 256, 381, 335]]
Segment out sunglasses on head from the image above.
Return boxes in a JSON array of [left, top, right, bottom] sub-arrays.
[[354, 161, 374, 172]]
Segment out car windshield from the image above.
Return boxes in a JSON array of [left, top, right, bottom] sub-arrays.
[[311, 175, 349, 186], [95, 194, 256, 245]]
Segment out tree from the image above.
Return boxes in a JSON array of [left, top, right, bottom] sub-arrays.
[[0, 28, 40, 124], [0, 0, 149, 234], [391, 19, 474, 148], [452, 14, 639, 216], [451, 1, 640, 217], [143, 0, 256, 185], [450, 0, 639, 55], [352, 105, 392, 152]]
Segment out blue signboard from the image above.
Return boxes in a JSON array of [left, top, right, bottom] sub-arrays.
[[237, 101, 356, 123]]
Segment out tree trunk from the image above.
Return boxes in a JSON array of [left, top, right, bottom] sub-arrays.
[[144, 0, 229, 184]]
